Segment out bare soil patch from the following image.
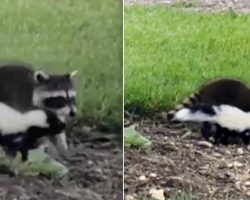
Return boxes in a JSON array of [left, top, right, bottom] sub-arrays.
[[0, 128, 123, 200], [125, 120, 250, 199]]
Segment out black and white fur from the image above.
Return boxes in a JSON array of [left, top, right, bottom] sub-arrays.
[[173, 104, 250, 145], [0, 63, 77, 154], [166, 78, 250, 144], [167, 78, 250, 120], [0, 102, 65, 161]]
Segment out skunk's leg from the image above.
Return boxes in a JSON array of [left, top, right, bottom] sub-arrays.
[[20, 149, 28, 162], [241, 130, 250, 145], [201, 122, 217, 143]]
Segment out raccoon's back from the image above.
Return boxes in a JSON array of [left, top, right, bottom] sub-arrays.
[[198, 78, 250, 111], [0, 63, 35, 111]]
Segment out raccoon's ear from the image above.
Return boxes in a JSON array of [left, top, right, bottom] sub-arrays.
[[69, 70, 78, 78], [34, 71, 49, 84]]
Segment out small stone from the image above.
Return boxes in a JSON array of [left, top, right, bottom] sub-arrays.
[[235, 181, 242, 190], [169, 142, 175, 146], [234, 161, 243, 168], [87, 161, 93, 165], [149, 173, 157, 178], [228, 161, 243, 168], [139, 175, 147, 181], [237, 148, 244, 155], [225, 150, 231, 155], [245, 181, 250, 186], [228, 163, 234, 168], [213, 152, 222, 158]]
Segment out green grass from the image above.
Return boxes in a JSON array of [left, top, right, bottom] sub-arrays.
[[125, 6, 250, 115], [0, 0, 122, 128]]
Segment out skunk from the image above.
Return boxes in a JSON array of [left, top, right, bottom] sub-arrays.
[[0, 103, 65, 161], [166, 78, 250, 144], [173, 104, 250, 145], [167, 78, 250, 120]]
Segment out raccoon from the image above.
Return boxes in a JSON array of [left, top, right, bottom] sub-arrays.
[[0, 62, 78, 155], [167, 78, 250, 144]]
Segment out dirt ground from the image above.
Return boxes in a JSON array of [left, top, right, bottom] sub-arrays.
[[124, 120, 250, 200], [125, 0, 250, 12], [0, 128, 123, 200]]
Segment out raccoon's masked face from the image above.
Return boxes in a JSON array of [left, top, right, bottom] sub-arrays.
[[32, 70, 78, 121]]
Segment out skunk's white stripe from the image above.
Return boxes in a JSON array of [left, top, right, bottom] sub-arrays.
[[174, 105, 250, 132], [0, 103, 48, 135], [216, 105, 250, 132]]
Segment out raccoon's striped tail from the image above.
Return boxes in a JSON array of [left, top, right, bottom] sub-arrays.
[[167, 91, 201, 121], [173, 104, 217, 123]]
